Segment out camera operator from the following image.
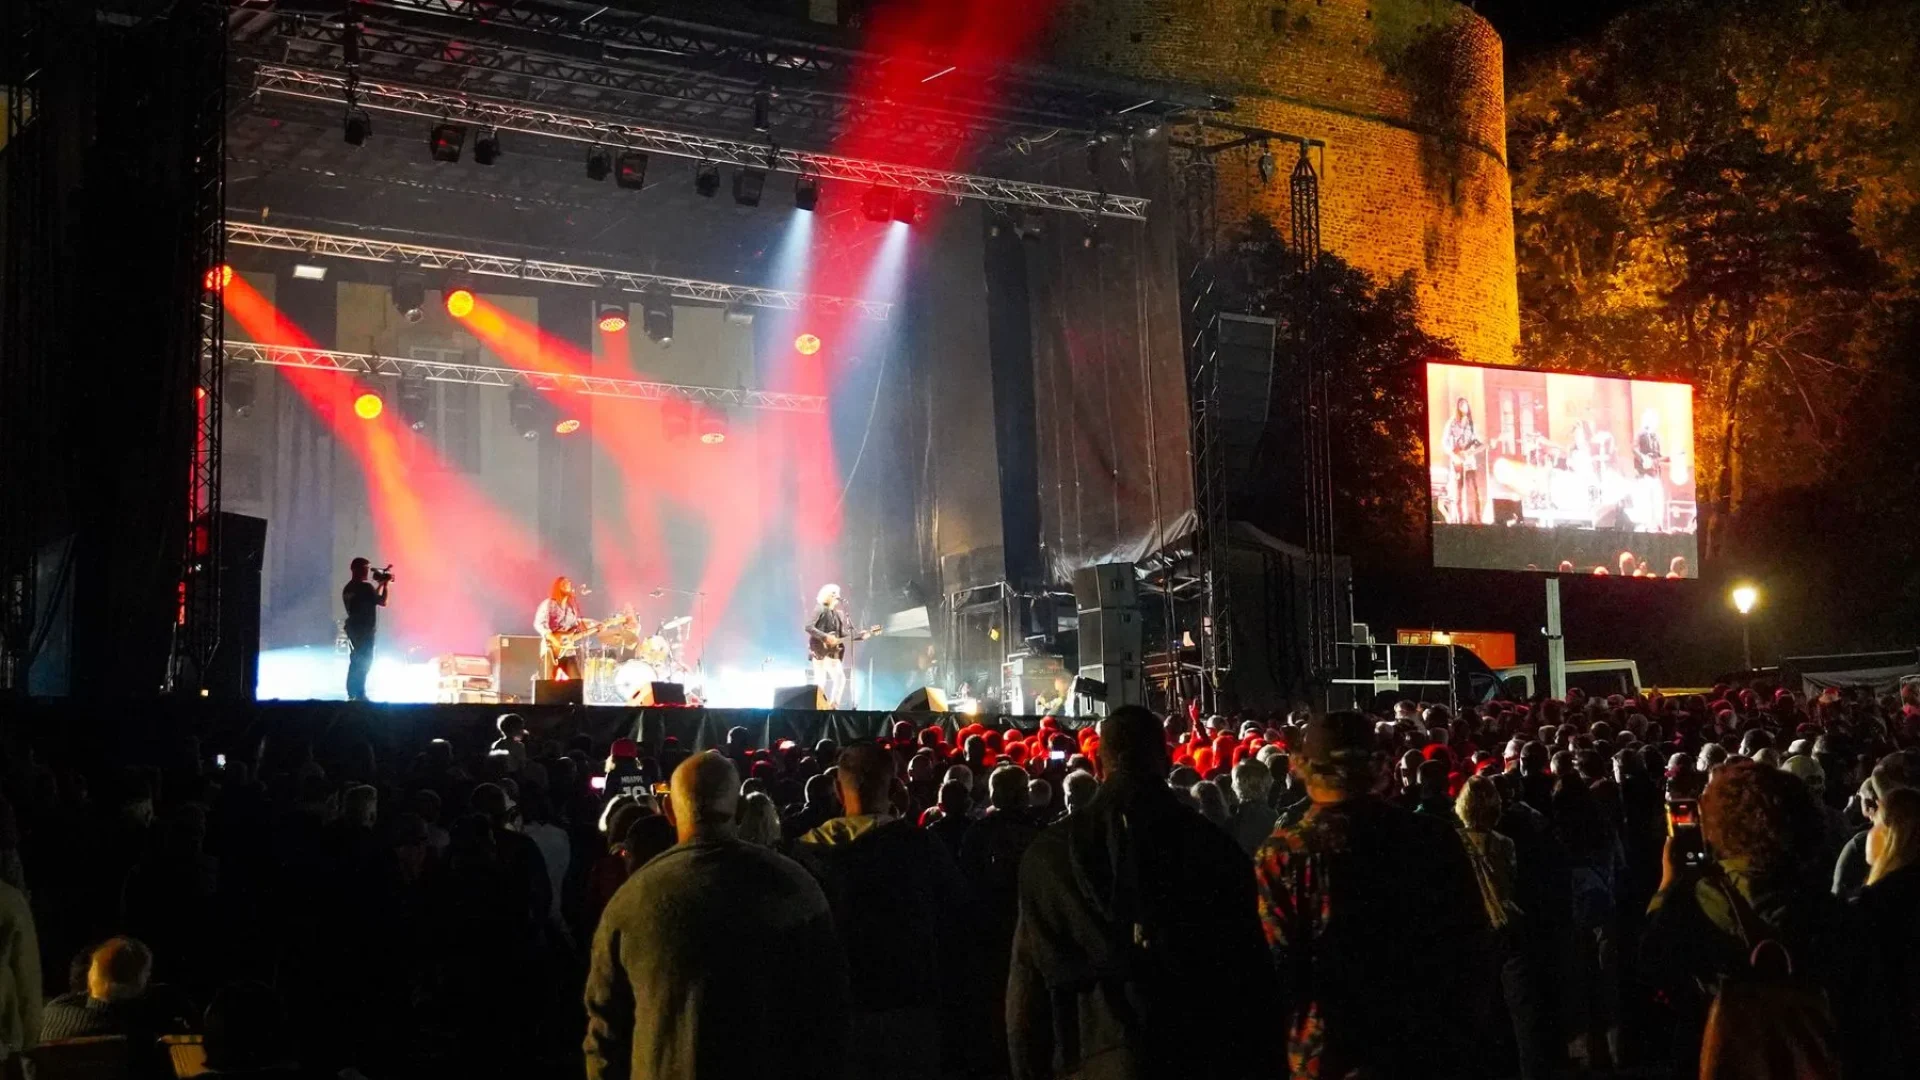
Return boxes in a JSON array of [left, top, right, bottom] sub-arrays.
[[342, 557, 390, 701]]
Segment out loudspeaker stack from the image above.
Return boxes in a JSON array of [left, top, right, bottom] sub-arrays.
[[1071, 562, 1143, 712]]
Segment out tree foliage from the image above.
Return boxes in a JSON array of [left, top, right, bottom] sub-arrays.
[[1509, 0, 1920, 559]]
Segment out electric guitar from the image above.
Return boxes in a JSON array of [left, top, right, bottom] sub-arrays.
[[818, 625, 883, 661], [542, 613, 634, 659]]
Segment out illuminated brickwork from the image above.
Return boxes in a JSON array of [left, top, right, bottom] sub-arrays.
[[1050, 0, 1519, 363]]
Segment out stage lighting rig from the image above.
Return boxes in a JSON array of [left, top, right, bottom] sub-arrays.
[[892, 192, 928, 226], [429, 123, 466, 162], [733, 168, 766, 207], [344, 109, 372, 147], [694, 162, 720, 198], [597, 303, 629, 333], [586, 147, 612, 181], [794, 175, 818, 212], [392, 272, 427, 322], [615, 152, 649, 190], [474, 129, 501, 165], [862, 185, 896, 223], [226, 361, 257, 418], [1017, 209, 1045, 242], [354, 392, 385, 421], [1258, 142, 1277, 185], [443, 277, 476, 319], [642, 289, 674, 346], [752, 88, 772, 134]]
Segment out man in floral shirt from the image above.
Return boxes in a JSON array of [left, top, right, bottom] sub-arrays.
[[1253, 711, 1485, 1079]]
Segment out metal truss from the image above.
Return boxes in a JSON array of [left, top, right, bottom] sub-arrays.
[[1292, 145, 1336, 684], [273, 0, 1201, 133], [229, 341, 829, 414], [225, 221, 896, 320], [252, 64, 1153, 221], [249, 15, 991, 162]]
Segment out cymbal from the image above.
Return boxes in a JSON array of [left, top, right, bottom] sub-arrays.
[[660, 615, 692, 633]]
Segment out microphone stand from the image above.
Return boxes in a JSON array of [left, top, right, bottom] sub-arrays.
[[649, 586, 707, 686]]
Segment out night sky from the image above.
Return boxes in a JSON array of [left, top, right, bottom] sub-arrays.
[[1470, 0, 1643, 57]]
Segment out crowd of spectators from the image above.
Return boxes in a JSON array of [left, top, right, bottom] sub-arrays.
[[0, 680, 1916, 1079]]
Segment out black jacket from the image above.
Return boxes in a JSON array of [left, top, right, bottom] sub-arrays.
[[1007, 775, 1276, 1080]]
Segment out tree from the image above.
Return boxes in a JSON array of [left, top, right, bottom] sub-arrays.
[[1509, 0, 1919, 560]]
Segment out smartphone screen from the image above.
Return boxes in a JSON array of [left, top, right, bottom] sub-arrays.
[[1049, 750, 1067, 762], [215, 753, 227, 769], [589, 775, 607, 792], [1666, 799, 1708, 867], [652, 781, 672, 797]]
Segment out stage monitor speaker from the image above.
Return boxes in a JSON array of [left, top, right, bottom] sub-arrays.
[[490, 635, 542, 703], [894, 686, 949, 713], [1072, 562, 1137, 612], [533, 678, 583, 706], [773, 685, 827, 710], [1077, 607, 1142, 665], [643, 682, 687, 707]]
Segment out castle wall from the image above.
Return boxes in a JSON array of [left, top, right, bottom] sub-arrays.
[[1048, 0, 1519, 364]]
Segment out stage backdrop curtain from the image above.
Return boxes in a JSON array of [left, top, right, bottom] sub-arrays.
[[1026, 136, 1195, 581]]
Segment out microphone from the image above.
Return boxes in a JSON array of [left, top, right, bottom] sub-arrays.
[[578, 585, 594, 596]]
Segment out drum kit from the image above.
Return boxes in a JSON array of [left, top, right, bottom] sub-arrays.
[[581, 607, 701, 706]]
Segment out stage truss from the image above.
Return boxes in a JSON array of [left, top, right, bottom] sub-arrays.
[[251, 64, 1152, 222], [227, 341, 829, 414], [224, 222, 894, 320]]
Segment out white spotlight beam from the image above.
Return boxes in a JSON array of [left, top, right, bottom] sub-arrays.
[[228, 340, 829, 414], [253, 64, 1152, 222], [224, 222, 892, 321]]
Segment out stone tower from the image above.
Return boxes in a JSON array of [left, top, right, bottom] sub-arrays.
[[1049, 0, 1519, 364]]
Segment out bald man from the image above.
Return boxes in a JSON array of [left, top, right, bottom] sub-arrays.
[[585, 752, 850, 1080]]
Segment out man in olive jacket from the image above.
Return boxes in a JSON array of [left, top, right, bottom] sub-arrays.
[[585, 751, 849, 1080]]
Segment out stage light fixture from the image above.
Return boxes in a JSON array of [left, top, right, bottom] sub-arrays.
[[597, 303, 629, 333], [203, 264, 232, 291], [429, 123, 466, 162], [473, 129, 501, 165], [724, 302, 755, 327], [1081, 216, 1101, 249], [752, 88, 772, 133], [508, 384, 539, 440], [1257, 143, 1277, 185], [1018, 208, 1045, 241], [732, 168, 766, 207], [555, 418, 582, 436], [698, 408, 729, 444], [392, 272, 427, 322], [892, 192, 928, 226], [694, 162, 720, 198], [344, 109, 372, 147], [794, 333, 821, 355], [641, 289, 674, 346], [794, 175, 818, 212], [353, 392, 385, 421], [615, 151, 649, 190], [398, 372, 431, 432], [862, 185, 896, 222], [586, 147, 612, 181], [444, 286, 476, 319], [291, 263, 327, 281]]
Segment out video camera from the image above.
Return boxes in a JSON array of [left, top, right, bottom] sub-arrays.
[[370, 564, 395, 585]]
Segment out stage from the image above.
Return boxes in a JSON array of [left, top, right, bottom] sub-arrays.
[[12, 698, 1070, 771]]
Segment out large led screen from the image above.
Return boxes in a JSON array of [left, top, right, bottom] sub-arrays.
[[1425, 362, 1698, 577]]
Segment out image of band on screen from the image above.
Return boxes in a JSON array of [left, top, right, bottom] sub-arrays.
[[1425, 361, 1698, 577]]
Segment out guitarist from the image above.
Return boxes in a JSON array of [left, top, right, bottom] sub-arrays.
[[1632, 409, 1668, 531], [534, 576, 592, 681], [1444, 396, 1486, 525], [805, 583, 878, 709]]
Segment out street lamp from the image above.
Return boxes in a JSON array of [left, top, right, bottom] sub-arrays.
[[1730, 584, 1760, 670]]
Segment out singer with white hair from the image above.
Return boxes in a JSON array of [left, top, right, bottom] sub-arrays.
[[803, 584, 880, 708]]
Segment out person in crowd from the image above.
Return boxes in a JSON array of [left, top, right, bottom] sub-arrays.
[[0, 877, 37, 1058], [1554, 761, 1625, 1069], [492, 713, 529, 774], [1414, 758, 1459, 821], [1835, 758, 1909, 899], [1190, 779, 1232, 829], [1008, 705, 1275, 1080], [1641, 759, 1855, 1074], [517, 787, 570, 928], [1851, 785, 1920, 1077], [586, 751, 849, 1080], [1027, 778, 1055, 822], [1254, 711, 1484, 1078], [1782, 755, 1849, 863], [736, 791, 782, 848], [924, 780, 973, 860], [620, 814, 675, 876], [471, 782, 551, 934], [1229, 759, 1278, 854], [783, 772, 840, 841], [1457, 776, 1541, 1080], [798, 744, 969, 1080], [1060, 769, 1098, 817]]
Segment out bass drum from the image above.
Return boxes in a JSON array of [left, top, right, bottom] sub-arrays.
[[613, 659, 663, 704]]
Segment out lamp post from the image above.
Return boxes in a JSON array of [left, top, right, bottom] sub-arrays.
[[1730, 584, 1759, 671]]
